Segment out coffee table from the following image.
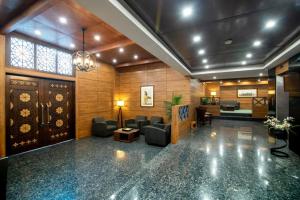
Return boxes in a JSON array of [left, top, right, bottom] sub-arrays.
[[114, 128, 140, 143]]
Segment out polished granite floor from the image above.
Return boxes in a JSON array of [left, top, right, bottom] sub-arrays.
[[6, 119, 300, 200]]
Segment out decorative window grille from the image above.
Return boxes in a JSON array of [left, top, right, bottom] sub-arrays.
[[10, 37, 34, 69], [9, 36, 73, 76], [36, 45, 57, 73], [57, 51, 73, 75]]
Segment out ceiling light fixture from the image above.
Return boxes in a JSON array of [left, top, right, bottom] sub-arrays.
[[113, 58, 117, 64], [204, 65, 209, 69], [198, 49, 205, 55], [224, 39, 233, 45], [202, 59, 208, 64], [253, 40, 262, 47], [72, 28, 96, 72], [213, 76, 217, 79], [246, 53, 252, 58], [70, 43, 75, 48], [259, 73, 263, 76], [258, 79, 261, 82], [238, 80, 241, 83], [265, 20, 277, 29], [119, 47, 124, 53], [193, 35, 201, 43], [133, 54, 138, 60], [96, 53, 101, 58], [241, 61, 247, 65], [34, 30, 41, 36], [94, 35, 101, 41], [59, 17, 67, 24], [181, 6, 193, 18]]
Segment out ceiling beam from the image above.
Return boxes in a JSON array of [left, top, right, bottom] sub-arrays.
[[0, 0, 60, 34], [89, 38, 134, 54], [116, 58, 160, 68]]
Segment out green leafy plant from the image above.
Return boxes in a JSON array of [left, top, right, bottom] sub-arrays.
[[165, 94, 182, 119]]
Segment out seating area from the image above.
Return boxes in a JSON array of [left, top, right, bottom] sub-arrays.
[[92, 115, 171, 147]]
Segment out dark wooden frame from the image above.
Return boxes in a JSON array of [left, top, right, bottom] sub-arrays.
[[237, 88, 257, 98], [140, 85, 154, 107]]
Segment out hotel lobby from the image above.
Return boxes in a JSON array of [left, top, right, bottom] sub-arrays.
[[0, 0, 300, 199]]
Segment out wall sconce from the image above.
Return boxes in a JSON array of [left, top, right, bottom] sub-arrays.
[[210, 91, 217, 96], [117, 100, 124, 127]]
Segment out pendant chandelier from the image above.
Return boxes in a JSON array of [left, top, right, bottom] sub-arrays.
[[72, 28, 96, 72]]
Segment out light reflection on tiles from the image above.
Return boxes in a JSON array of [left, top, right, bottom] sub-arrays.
[[6, 119, 300, 199]]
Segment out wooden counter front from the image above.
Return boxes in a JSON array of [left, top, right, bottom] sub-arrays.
[[200, 105, 220, 116]]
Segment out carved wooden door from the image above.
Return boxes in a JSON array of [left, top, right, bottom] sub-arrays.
[[6, 75, 75, 155]]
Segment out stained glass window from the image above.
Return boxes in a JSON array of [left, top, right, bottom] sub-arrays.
[[36, 45, 57, 73], [10, 37, 34, 69], [57, 51, 73, 75]]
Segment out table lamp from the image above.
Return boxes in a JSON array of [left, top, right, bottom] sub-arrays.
[[210, 91, 217, 105], [117, 100, 124, 127]]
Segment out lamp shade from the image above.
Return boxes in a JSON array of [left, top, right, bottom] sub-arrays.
[[268, 90, 275, 95], [210, 91, 217, 96], [117, 100, 124, 107]]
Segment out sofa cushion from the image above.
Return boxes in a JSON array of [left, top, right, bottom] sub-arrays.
[[107, 125, 117, 131], [126, 123, 138, 129], [93, 117, 105, 123]]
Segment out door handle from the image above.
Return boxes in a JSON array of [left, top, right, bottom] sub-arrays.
[[40, 103, 45, 126], [46, 102, 51, 124]]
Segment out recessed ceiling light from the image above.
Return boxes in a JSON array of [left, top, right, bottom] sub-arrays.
[[34, 30, 41, 36], [253, 40, 262, 47], [202, 59, 208, 64], [70, 43, 75, 48], [133, 54, 138, 60], [238, 80, 241, 83], [265, 20, 277, 29], [213, 76, 217, 79], [241, 61, 247, 65], [220, 81, 223, 84], [198, 49, 205, 55], [246, 53, 252, 58], [112, 59, 117, 64], [181, 6, 193, 18], [204, 65, 209, 69], [96, 53, 101, 58], [59, 17, 67, 24], [119, 47, 124, 53], [193, 35, 201, 43], [259, 73, 263, 76], [258, 79, 261, 82], [94, 35, 101, 41], [224, 39, 233, 45]]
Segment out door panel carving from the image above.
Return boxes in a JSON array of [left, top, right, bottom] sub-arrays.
[[6, 75, 75, 155]]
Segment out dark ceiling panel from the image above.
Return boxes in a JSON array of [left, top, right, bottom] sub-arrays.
[[124, 0, 300, 72]]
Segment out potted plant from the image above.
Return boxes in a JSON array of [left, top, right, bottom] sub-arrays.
[[165, 94, 182, 119], [264, 116, 294, 139]]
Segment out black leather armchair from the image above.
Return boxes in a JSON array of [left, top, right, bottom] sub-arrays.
[[125, 115, 148, 130], [92, 117, 117, 137], [141, 116, 164, 134], [144, 124, 171, 147]]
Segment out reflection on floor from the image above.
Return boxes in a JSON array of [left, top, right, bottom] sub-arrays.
[[7, 119, 300, 199]]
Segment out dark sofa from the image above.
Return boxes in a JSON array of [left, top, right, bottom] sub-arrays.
[[92, 117, 117, 137], [220, 100, 240, 110], [125, 116, 149, 133], [144, 123, 171, 147]]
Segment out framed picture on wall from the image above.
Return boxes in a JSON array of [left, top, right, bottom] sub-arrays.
[[237, 89, 257, 98], [141, 85, 154, 107]]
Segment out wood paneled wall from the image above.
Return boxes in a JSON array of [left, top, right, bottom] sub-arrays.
[[0, 35, 5, 157], [76, 62, 116, 139], [220, 85, 268, 109], [115, 62, 192, 123]]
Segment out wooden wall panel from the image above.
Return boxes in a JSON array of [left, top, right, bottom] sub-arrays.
[[76, 62, 116, 139], [116, 62, 192, 123], [0, 35, 5, 157]]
